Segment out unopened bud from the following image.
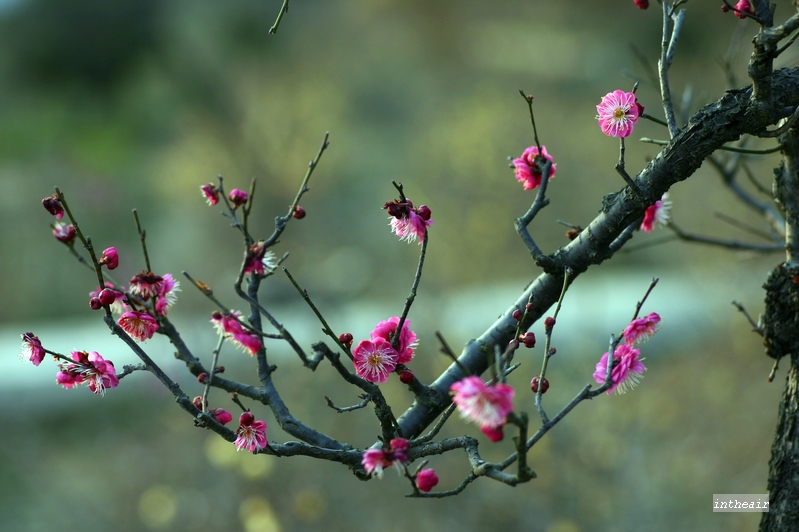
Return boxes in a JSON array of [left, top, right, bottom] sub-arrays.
[[544, 317, 556, 330], [98, 288, 116, 306], [292, 205, 306, 219], [531, 376, 549, 394], [89, 297, 102, 310], [214, 365, 225, 374], [339, 332, 354, 347], [197, 372, 209, 384], [417, 205, 432, 221], [399, 369, 414, 385], [193, 396, 204, 410], [521, 332, 536, 348], [512, 309, 523, 322], [239, 411, 255, 426]]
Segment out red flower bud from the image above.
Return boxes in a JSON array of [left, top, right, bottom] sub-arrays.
[[338, 332, 354, 347], [293, 205, 306, 219], [98, 288, 116, 306], [633, 0, 649, 9], [416, 205, 432, 221], [239, 411, 255, 426], [512, 309, 523, 322], [521, 332, 536, 348], [197, 372, 209, 384], [399, 369, 414, 385], [89, 297, 102, 310], [229, 189, 248, 208], [99, 247, 119, 270], [480, 425, 504, 442], [531, 376, 549, 394], [193, 396, 204, 410], [544, 317, 556, 330], [42, 195, 65, 219]]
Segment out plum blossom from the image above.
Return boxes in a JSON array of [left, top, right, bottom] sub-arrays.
[[370, 316, 417, 364], [383, 199, 433, 244], [244, 241, 277, 276], [512, 145, 556, 190], [450, 376, 515, 430], [98, 247, 119, 270], [118, 311, 159, 342], [416, 469, 439, 492], [20, 332, 46, 366], [229, 188, 248, 208], [56, 351, 119, 395], [52, 222, 76, 244], [640, 193, 671, 233], [234, 412, 268, 452], [90, 283, 129, 315], [210, 311, 263, 355], [597, 90, 641, 138], [200, 183, 220, 206], [155, 274, 180, 316], [210, 408, 233, 425], [624, 312, 661, 345], [593, 344, 647, 395], [361, 438, 410, 478], [352, 338, 398, 383], [129, 271, 164, 299]]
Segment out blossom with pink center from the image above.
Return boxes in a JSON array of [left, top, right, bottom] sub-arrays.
[[370, 316, 417, 364], [200, 183, 220, 206], [640, 193, 671, 233], [42, 195, 64, 219], [229, 188, 249, 208], [155, 274, 180, 316], [416, 469, 439, 492], [623, 312, 661, 345], [597, 90, 641, 138], [513, 145, 556, 190], [352, 338, 399, 383], [234, 412, 268, 452], [129, 271, 164, 299], [20, 332, 46, 366], [593, 344, 647, 395], [244, 241, 277, 276], [52, 222, 76, 244], [450, 376, 515, 429], [98, 247, 119, 270], [118, 311, 159, 342], [361, 439, 411, 478]]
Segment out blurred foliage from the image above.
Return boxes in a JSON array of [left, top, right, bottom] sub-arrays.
[[0, 0, 794, 530]]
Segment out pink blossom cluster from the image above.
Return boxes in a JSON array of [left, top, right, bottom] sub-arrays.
[[56, 351, 119, 395], [383, 199, 433, 244], [361, 437, 410, 478], [593, 312, 660, 395], [211, 311, 263, 356], [234, 411, 268, 452], [20, 334, 120, 396], [450, 375, 515, 442], [512, 145, 556, 190], [352, 317, 417, 383]]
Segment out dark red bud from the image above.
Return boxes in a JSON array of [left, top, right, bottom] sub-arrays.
[[633, 0, 649, 9], [293, 205, 306, 219], [417, 205, 432, 221], [512, 309, 523, 322], [399, 369, 414, 385], [193, 396, 204, 410], [89, 297, 102, 310], [239, 411, 255, 426], [42, 195, 65, 219], [521, 332, 536, 348], [198, 372, 209, 384], [98, 289, 116, 306], [544, 317, 556, 330], [720, 5, 729, 13], [339, 332, 354, 347], [531, 376, 549, 394], [525, 302, 534, 312], [214, 365, 225, 374]]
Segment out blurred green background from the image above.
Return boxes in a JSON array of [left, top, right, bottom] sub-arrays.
[[1, 0, 794, 530]]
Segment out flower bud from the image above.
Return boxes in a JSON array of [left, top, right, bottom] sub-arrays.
[[633, 0, 649, 9], [416, 469, 439, 492], [229, 189, 248, 208], [525, 302, 534, 312], [193, 396, 204, 410], [512, 309, 523, 322], [531, 376, 549, 394], [480, 425, 504, 442], [390, 437, 409, 452], [98, 288, 116, 306], [42, 195, 65, 219], [338, 332, 354, 347], [214, 365, 225, 374], [544, 317, 556, 330], [210, 408, 233, 425], [521, 332, 536, 348], [89, 297, 102, 310], [99, 247, 119, 270], [197, 372, 209, 384], [239, 411, 255, 426], [399, 369, 414, 385], [416, 205, 432, 221], [53, 222, 76, 244], [293, 205, 306, 219]]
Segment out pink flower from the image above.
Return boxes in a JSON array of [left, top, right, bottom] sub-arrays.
[[362, 448, 389, 478], [384, 199, 433, 244], [513, 145, 556, 190], [640, 193, 671, 233], [56, 351, 119, 395], [229, 188, 248, 208], [118, 311, 159, 342], [210, 311, 262, 355], [155, 274, 180, 316], [480, 425, 504, 442], [361, 439, 410, 478], [99, 247, 119, 270], [597, 90, 640, 138], [416, 469, 439, 492], [234, 412, 267, 452], [129, 271, 164, 299], [593, 344, 647, 395], [20, 332, 46, 366], [52, 222, 76, 244], [450, 376, 515, 429], [244, 241, 277, 276], [370, 316, 417, 364], [624, 312, 661, 345], [352, 338, 399, 383], [42, 195, 64, 219], [200, 183, 220, 206]]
